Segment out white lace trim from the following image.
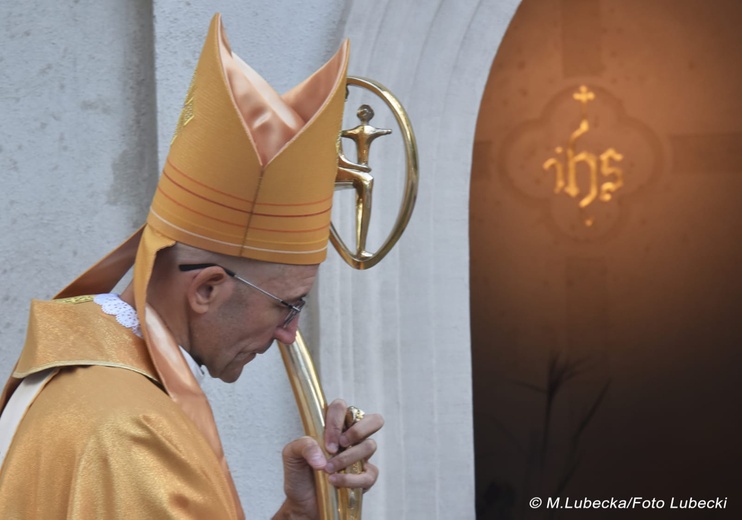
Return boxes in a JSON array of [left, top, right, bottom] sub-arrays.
[[94, 294, 142, 338]]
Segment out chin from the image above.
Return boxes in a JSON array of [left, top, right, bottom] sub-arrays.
[[218, 369, 242, 384], [218, 359, 253, 383]]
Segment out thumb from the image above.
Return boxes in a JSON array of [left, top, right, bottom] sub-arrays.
[[283, 436, 327, 471], [282, 436, 327, 510]]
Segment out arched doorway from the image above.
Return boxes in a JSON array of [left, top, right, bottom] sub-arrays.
[[471, 1, 742, 517]]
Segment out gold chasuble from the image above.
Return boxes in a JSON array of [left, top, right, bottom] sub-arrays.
[[0, 298, 237, 518]]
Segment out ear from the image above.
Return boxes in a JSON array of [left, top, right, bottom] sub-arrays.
[[185, 266, 233, 314]]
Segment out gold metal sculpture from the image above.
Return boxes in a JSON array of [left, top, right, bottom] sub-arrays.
[[278, 75, 418, 519], [332, 76, 419, 270]]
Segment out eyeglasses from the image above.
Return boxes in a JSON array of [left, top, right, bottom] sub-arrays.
[[178, 263, 306, 328]]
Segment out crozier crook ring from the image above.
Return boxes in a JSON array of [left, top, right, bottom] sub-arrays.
[[278, 76, 418, 520]]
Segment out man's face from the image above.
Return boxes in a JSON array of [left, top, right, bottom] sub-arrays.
[[189, 263, 319, 383]]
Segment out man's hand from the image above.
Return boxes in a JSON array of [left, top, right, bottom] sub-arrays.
[[274, 399, 383, 519]]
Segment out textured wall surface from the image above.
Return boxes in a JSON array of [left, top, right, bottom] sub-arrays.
[[0, 0, 158, 309], [0, 1, 157, 367], [0, 0, 520, 518]]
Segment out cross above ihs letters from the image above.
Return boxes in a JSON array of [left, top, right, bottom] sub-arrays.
[[573, 85, 595, 119]]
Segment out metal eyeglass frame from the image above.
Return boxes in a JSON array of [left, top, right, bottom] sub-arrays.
[[178, 263, 306, 328]]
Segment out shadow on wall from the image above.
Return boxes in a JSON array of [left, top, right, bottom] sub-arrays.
[[476, 352, 610, 519]]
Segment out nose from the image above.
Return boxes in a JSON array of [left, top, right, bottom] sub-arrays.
[[273, 316, 300, 344]]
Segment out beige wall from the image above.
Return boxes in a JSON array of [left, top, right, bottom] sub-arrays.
[[472, 0, 742, 517]]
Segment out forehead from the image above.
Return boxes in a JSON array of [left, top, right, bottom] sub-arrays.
[[250, 262, 319, 296]]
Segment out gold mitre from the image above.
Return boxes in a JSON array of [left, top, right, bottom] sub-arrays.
[[150, 14, 349, 264], [57, 13, 350, 300]]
